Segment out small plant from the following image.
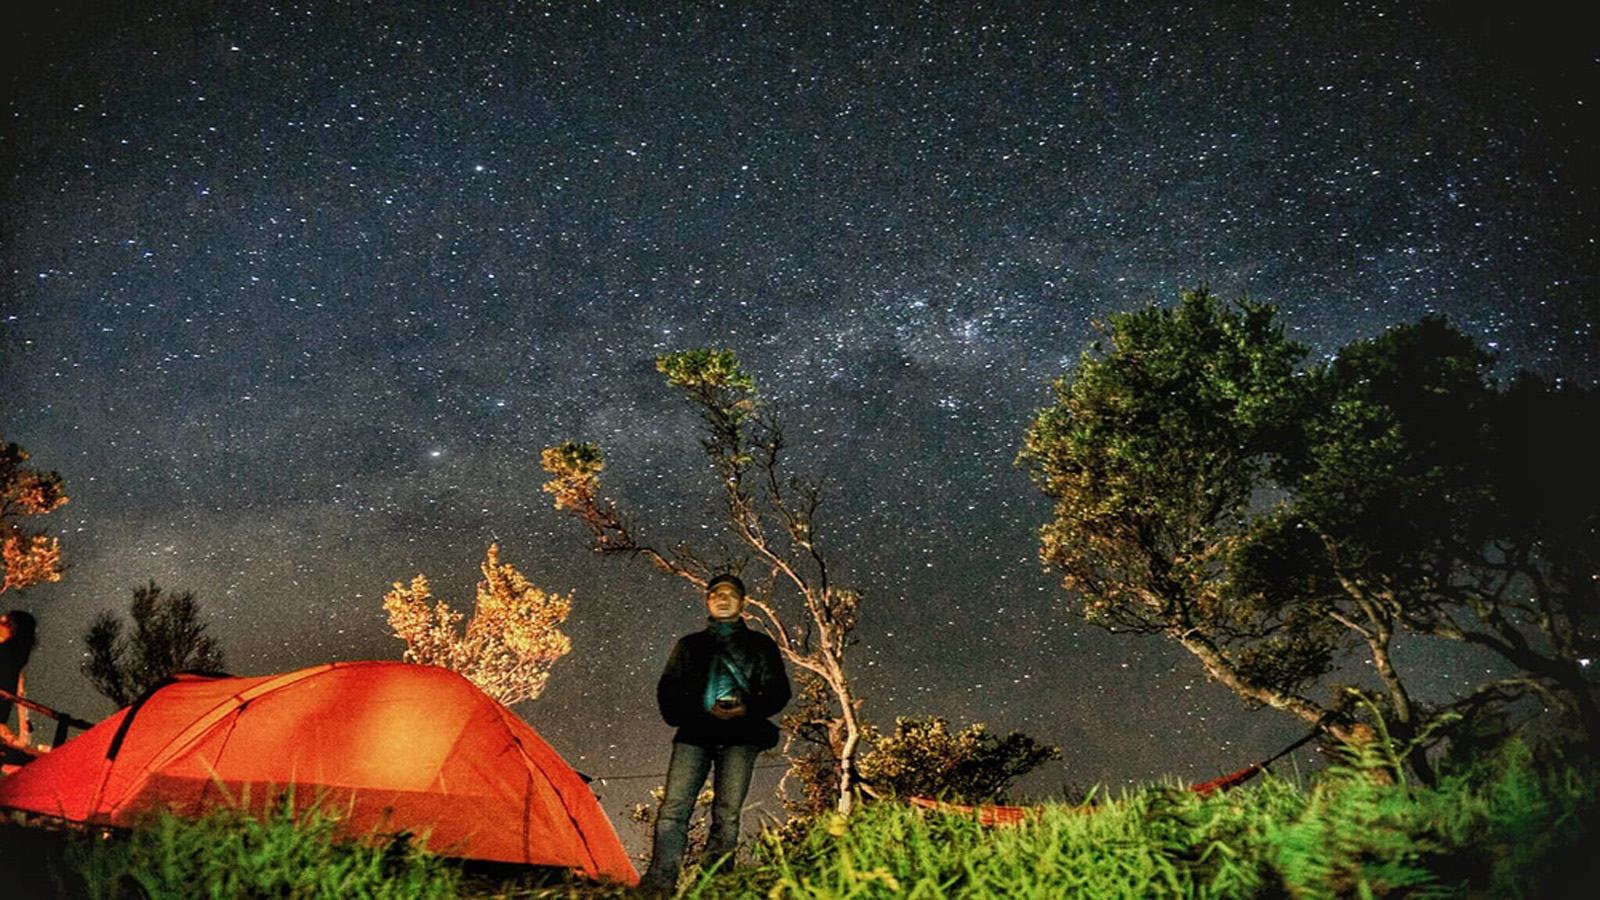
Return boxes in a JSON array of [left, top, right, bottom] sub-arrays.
[[1269, 740, 1447, 899], [69, 796, 460, 900]]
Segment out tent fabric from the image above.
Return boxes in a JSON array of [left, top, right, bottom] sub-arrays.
[[0, 661, 637, 884]]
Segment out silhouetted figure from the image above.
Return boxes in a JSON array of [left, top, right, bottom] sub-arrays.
[[0, 610, 37, 733], [642, 575, 790, 894]]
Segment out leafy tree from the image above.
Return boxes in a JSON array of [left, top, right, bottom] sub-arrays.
[[1018, 289, 1599, 775], [856, 716, 1060, 804], [1266, 322, 1600, 745], [1461, 373, 1600, 737], [82, 581, 225, 707], [382, 543, 572, 707], [542, 349, 869, 815], [1, 440, 67, 594]]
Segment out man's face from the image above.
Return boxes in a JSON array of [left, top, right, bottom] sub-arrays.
[[706, 583, 746, 621]]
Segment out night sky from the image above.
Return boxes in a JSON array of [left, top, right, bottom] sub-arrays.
[[3, 1, 1594, 853]]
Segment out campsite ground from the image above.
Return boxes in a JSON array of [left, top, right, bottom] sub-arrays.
[[2, 738, 1592, 900], [0, 819, 637, 900], [0, 819, 80, 897]]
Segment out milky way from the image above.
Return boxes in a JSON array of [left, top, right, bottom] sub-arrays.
[[3, 2, 1593, 852]]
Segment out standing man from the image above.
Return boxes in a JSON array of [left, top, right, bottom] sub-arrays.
[[643, 574, 790, 893]]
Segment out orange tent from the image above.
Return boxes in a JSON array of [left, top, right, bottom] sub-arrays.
[[0, 661, 637, 884]]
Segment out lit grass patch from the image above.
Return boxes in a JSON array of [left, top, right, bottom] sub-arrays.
[[749, 788, 1286, 899], [701, 740, 1594, 900]]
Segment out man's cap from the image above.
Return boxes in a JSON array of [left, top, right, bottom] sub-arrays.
[[705, 574, 746, 597]]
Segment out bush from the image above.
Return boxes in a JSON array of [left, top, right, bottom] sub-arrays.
[[855, 716, 1060, 804]]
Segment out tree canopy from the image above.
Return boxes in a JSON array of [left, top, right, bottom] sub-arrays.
[[82, 581, 226, 707], [382, 543, 572, 707], [1, 440, 67, 595], [1020, 289, 1599, 770], [857, 716, 1060, 804]]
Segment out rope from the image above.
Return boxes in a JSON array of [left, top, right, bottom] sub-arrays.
[[913, 725, 1327, 822], [1189, 726, 1323, 796], [587, 761, 789, 784], [588, 727, 1325, 791]]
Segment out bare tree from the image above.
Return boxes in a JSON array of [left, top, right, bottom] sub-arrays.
[[542, 349, 868, 815]]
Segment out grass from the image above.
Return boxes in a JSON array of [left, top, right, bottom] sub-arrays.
[[5, 737, 1592, 899], [729, 737, 1593, 900], [30, 795, 464, 900]]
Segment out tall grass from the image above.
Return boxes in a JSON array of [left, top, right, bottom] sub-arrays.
[[68, 795, 461, 900], [717, 736, 1594, 900], [56, 737, 1593, 899], [744, 788, 1280, 899]]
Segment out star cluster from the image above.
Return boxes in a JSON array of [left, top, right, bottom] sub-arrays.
[[3, 1, 1593, 849]]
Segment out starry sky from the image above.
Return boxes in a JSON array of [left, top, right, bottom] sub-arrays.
[[2, 0, 1594, 853]]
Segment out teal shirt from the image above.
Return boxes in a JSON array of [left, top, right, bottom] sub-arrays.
[[702, 620, 754, 711], [657, 619, 792, 749]]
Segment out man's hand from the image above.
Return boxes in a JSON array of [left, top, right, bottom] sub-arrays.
[[709, 700, 747, 720]]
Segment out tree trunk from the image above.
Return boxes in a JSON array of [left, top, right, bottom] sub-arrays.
[[1175, 631, 1356, 743], [1368, 635, 1435, 784], [833, 675, 860, 815]]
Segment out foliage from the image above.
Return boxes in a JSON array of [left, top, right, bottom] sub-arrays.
[[1018, 288, 1600, 771], [81, 581, 225, 707], [1, 440, 67, 594], [18, 734, 1590, 899], [855, 716, 1060, 804], [68, 795, 460, 900], [383, 543, 572, 707], [739, 737, 1594, 900], [1268, 710, 1447, 898], [1250, 319, 1600, 747], [542, 349, 869, 815], [540, 442, 607, 528], [1425, 738, 1599, 898]]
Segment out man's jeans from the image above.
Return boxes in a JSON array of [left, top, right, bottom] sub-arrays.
[[643, 741, 760, 889]]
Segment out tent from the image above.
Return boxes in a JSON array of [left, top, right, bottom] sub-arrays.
[[0, 661, 637, 884]]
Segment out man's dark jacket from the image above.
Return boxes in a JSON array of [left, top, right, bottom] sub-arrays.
[[657, 620, 790, 749]]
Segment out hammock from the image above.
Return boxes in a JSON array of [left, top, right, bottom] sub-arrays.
[[1190, 763, 1264, 797], [907, 795, 1043, 825], [908, 728, 1321, 825]]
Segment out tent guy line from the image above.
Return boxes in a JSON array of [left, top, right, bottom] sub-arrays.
[[587, 761, 789, 784]]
